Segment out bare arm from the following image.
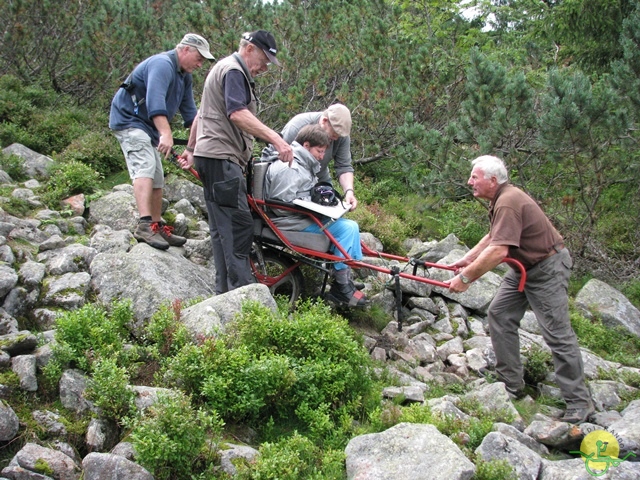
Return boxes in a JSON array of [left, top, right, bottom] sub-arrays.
[[177, 116, 198, 169], [449, 242, 509, 293], [152, 115, 173, 158], [230, 108, 293, 164], [338, 172, 358, 210]]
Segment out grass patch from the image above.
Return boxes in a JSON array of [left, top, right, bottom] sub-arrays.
[[571, 310, 640, 367]]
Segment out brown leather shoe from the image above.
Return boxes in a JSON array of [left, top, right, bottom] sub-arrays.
[[561, 404, 595, 424], [158, 222, 187, 247], [134, 221, 169, 250]]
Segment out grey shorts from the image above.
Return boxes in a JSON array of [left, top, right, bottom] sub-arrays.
[[113, 128, 164, 188]]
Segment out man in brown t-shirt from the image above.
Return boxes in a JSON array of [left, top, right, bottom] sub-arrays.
[[449, 155, 593, 424]]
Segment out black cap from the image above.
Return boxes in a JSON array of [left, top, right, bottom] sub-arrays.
[[243, 30, 281, 67]]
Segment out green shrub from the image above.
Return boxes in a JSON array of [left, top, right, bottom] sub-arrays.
[[350, 201, 414, 253], [142, 302, 193, 360], [426, 199, 488, 248], [0, 122, 35, 150], [85, 358, 136, 423], [523, 344, 553, 387], [127, 391, 223, 480], [59, 130, 123, 177], [40, 160, 102, 208], [0, 152, 27, 181], [473, 459, 517, 480], [622, 279, 640, 310], [161, 300, 380, 440], [235, 432, 345, 480], [42, 301, 134, 383], [571, 310, 640, 367]]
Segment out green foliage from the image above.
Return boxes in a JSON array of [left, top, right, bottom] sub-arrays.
[[350, 202, 415, 253], [571, 310, 640, 367], [127, 391, 224, 480], [58, 130, 123, 177], [523, 345, 553, 387], [0, 75, 96, 154], [42, 301, 134, 383], [235, 432, 345, 480], [368, 402, 501, 456], [473, 459, 517, 480], [33, 458, 54, 476], [85, 358, 136, 423], [425, 199, 488, 248], [142, 302, 193, 359], [0, 152, 27, 181], [40, 160, 102, 209], [161, 300, 379, 440], [621, 279, 640, 310]]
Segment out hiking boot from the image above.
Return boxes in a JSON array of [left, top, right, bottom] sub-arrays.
[[326, 281, 368, 307], [158, 222, 187, 247], [134, 220, 169, 250], [561, 404, 595, 424], [505, 386, 527, 400]]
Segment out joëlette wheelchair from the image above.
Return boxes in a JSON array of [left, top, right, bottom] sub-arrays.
[[246, 158, 526, 330]]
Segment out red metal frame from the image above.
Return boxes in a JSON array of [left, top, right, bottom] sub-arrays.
[[248, 194, 527, 292]]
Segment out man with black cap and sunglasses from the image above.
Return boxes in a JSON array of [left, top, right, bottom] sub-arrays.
[[180, 30, 292, 294]]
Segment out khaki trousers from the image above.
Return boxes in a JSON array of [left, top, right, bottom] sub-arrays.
[[487, 249, 592, 408]]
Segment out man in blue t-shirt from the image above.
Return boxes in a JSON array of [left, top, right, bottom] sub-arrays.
[[109, 33, 213, 250]]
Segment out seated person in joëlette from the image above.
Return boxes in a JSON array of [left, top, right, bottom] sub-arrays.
[[262, 124, 367, 307]]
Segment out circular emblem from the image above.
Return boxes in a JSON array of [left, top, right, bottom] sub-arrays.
[[579, 431, 620, 475]]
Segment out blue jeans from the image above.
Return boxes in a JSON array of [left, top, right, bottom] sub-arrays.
[[302, 218, 362, 271]]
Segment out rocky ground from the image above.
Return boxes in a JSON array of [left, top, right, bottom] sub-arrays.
[[1, 143, 639, 479]]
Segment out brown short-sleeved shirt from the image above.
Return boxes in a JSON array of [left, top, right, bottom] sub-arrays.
[[489, 184, 563, 269]]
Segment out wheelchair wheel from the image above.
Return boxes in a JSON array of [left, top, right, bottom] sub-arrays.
[[251, 249, 304, 305]]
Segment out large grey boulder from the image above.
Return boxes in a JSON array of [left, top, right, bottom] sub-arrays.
[[432, 250, 503, 313], [90, 243, 217, 332], [464, 382, 525, 430], [607, 399, 640, 458], [163, 174, 207, 214], [0, 264, 19, 299], [475, 431, 542, 480], [2, 442, 81, 480], [575, 279, 640, 337], [345, 422, 475, 480], [0, 400, 20, 441], [59, 369, 95, 414], [82, 452, 153, 480], [2, 143, 54, 179], [88, 190, 139, 232], [180, 283, 278, 337]]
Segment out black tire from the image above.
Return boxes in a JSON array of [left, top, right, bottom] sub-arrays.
[[251, 249, 304, 305]]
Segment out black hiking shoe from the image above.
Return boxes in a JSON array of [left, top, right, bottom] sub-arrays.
[[326, 281, 368, 307]]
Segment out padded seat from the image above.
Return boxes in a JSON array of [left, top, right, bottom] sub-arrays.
[[251, 160, 331, 252], [260, 226, 331, 252]]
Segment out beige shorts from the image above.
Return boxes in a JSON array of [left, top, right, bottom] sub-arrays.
[[113, 128, 164, 188]]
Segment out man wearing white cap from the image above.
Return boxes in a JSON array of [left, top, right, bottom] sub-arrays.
[[180, 30, 292, 294], [280, 103, 358, 210], [110, 33, 214, 250]]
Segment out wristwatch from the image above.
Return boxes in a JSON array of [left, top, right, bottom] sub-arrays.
[[459, 273, 472, 284]]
